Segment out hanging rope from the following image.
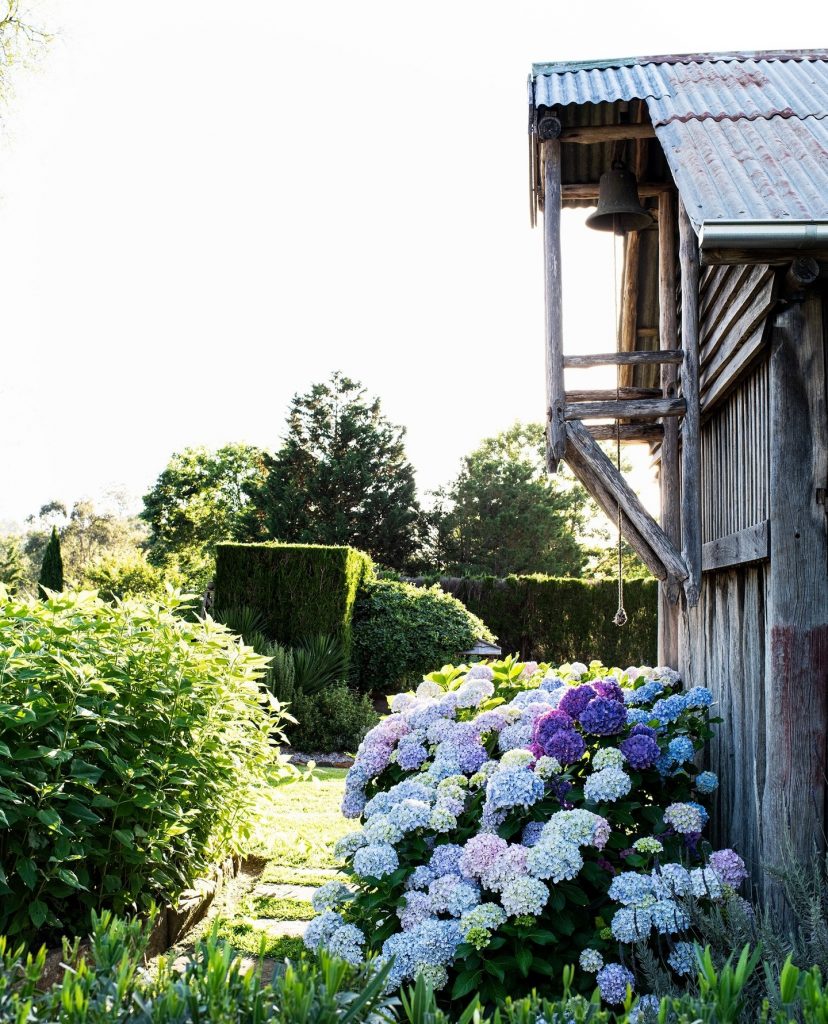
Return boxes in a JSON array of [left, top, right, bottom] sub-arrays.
[[611, 218, 627, 627]]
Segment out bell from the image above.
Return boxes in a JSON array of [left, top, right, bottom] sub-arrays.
[[586, 161, 652, 234]]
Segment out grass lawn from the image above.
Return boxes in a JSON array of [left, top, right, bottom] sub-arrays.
[[212, 767, 348, 963]]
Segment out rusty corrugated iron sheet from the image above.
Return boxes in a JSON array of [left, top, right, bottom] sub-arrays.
[[531, 51, 828, 230]]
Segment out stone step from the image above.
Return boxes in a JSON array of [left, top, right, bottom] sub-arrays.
[[250, 919, 310, 938], [254, 884, 317, 900]]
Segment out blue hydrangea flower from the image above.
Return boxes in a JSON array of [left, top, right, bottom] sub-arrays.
[[652, 693, 687, 723], [304, 910, 344, 951], [526, 836, 583, 883], [326, 923, 366, 965], [500, 876, 550, 917], [579, 696, 627, 735], [695, 770, 719, 794], [429, 844, 464, 877], [579, 948, 604, 973], [584, 766, 631, 803], [650, 899, 689, 934], [353, 843, 399, 879], [406, 865, 436, 891], [629, 994, 660, 1023], [684, 686, 713, 708], [663, 802, 703, 834], [592, 747, 624, 770], [608, 872, 656, 906], [611, 905, 652, 942], [311, 881, 353, 912], [485, 767, 545, 812], [597, 963, 635, 1005], [690, 867, 722, 900], [624, 680, 664, 705], [668, 941, 697, 976], [654, 863, 692, 897], [668, 736, 695, 763]]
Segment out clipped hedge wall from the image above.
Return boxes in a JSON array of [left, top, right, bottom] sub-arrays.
[[428, 575, 657, 667], [214, 542, 373, 653]]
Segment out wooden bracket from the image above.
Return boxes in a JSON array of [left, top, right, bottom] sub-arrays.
[[564, 420, 689, 584]]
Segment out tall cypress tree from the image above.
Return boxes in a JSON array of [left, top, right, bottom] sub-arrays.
[[38, 526, 64, 597]]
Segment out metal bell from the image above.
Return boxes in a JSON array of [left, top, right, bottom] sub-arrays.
[[586, 161, 652, 234]]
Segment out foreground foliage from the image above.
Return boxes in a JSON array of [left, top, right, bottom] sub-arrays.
[[3, 911, 828, 1023], [312, 657, 744, 1007], [0, 587, 292, 943]]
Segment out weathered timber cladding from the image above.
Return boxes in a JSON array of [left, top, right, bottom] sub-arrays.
[[700, 360, 770, 544], [698, 263, 776, 412], [694, 564, 768, 886]]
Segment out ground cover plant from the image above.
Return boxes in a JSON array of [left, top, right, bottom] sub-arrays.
[[0, 586, 293, 944], [309, 657, 748, 1009]]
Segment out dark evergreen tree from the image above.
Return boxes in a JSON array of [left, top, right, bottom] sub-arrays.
[[38, 526, 64, 596], [247, 373, 421, 570]]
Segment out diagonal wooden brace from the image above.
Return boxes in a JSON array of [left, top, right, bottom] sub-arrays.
[[565, 420, 689, 588]]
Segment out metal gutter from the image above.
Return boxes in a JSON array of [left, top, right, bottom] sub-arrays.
[[699, 219, 828, 251]]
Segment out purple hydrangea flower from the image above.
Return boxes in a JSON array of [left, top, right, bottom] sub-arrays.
[[709, 849, 747, 887], [630, 723, 658, 739], [543, 727, 586, 766], [533, 709, 575, 748], [593, 678, 625, 703], [597, 963, 635, 1004], [558, 684, 598, 718], [620, 732, 661, 770], [579, 697, 627, 736]]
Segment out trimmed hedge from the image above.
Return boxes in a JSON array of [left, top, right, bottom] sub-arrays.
[[427, 575, 657, 666], [214, 543, 373, 653]]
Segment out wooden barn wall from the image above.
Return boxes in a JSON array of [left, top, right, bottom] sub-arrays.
[[700, 359, 770, 543], [686, 563, 768, 886]]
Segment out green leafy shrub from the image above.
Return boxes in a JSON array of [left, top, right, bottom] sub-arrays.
[[214, 542, 373, 655], [288, 684, 378, 753], [0, 587, 291, 943], [82, 551, 176, 601], [37, 525, 63, 596], [350, 579, 496, 692], [432, 575, 657, 666]]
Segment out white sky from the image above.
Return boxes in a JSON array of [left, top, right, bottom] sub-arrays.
[[0, 0, 814, 527]]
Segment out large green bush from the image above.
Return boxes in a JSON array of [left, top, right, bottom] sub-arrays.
[[287, 684, 378, 753], [434, 575, 657, 666], [214, 543, 373, 654], [0, 587, 290, 943], [350, 579, 496, 692]]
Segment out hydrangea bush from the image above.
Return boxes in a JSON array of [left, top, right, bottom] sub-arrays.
[[306, 657, 746, 1007]]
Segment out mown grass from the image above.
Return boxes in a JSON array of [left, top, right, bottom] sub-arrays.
[[248, 896, 315, 921], [215, 919, 307, 960], [260, 865, 342, 885], [246, 768, 350, 869]]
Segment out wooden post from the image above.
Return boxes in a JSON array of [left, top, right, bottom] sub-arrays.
[[678, 200, 702, 606], [542, 134, 566, 472], [658, 190, 681, 663], [762, 292, 828, 917]]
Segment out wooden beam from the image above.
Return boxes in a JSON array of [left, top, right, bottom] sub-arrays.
[[701, 521, 770, 572], [619, 231, 641, 388], [564, 440, 669, 581], [565, 387, 662, 403], [564, 397, 685, 420], [562, 182, 671, 201], [678, 199, 702, 606], [658, 189, 681, 660], [762, 293, 828, 919], [564, 350, 683, 368], [559, 123, 656, 144], [542, 137, 566, 472], [566, 420, 689, 581], [586, 423, 664, 442]]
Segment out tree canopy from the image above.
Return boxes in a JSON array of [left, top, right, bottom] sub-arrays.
[[247, 373, 421, 570], [427, 422, 593, 577]]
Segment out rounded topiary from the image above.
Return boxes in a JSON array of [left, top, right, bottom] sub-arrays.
[[349, 579, 496, 693], [287, 684, 378, 753]]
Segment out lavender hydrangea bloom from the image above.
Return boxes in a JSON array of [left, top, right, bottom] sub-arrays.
[[406, 865, 436, 890], [466, 664, 494, 681], [558, 684, 598, 718], [311, 881, 353, 912], [543, 727, 586, 766], [654, 863, 691, 897], [525, 836, 583, 883], [709, 848, 747, 886], [664, 802, 703, 834], [532, 709, 574, 747], [522, 821, 545, 847], [471, 709, 507, 733], [611, 905, 652, 941], [593, 678, 625, 703], [597, 963, 635, 1004], [498, 721, 534, 752], [579, 697, 627, 735], [395, 734, 430, 770], [304, 910, 344, 951], [428, 876, 480, 917], [650, 899, 689, 934], [429, 844, 465, 877], [620, 732, 661, 770]]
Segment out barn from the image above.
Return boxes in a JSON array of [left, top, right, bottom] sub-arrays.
[[527, 50, 828, 906]]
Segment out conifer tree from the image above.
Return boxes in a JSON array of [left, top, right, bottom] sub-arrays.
[[38, 526, 64, 597]]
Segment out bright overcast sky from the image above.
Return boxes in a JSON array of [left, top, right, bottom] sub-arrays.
[[0, 0, 816, 527]]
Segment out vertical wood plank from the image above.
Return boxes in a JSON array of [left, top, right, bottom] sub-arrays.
[[679, 200, 702, 606], [542, 138, 566, 472], [658, 190, 681, 663], [762, 292, 828, 918]]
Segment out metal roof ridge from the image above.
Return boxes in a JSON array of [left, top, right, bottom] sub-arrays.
[[532, 50, 828, 78]]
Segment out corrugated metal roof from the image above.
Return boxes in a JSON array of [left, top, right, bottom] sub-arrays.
[[531, 51, 828, 230]]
